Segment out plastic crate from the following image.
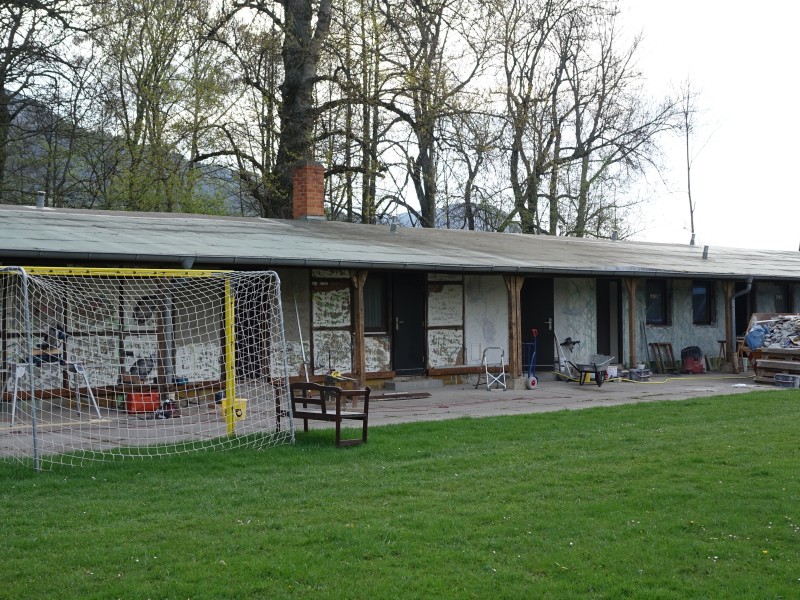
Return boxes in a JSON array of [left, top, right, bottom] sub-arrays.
[[126, 392, 160, 413], [774, 374, 800, 388]]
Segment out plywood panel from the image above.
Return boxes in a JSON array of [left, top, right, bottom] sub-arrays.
[[312, 286, 351, 328], [312, 330, 352, 374], [464, 275, 508, 365], [366, 335, 391, 372], [175, 341, 221, 381], [428, 329, 463, 368], [428, 283, 463, 327]]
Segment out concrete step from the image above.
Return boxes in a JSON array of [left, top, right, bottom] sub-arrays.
[[383, 378, 444, 392]]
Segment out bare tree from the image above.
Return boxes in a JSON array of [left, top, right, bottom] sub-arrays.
[[438, 108, 506, 230], [558, 10, 678, 238], [378, 0, 493, 227], [216, 0, 332, 218], [0, 0, 95, 202], [677, 79, 702, 245], [497, 0, 677, 237], [496, 0, 579, 234]]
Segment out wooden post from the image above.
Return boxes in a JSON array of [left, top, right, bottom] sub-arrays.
[[624, 278, 638, 367], [504, 275, 524, 378], [350, 270, 368, 388], [723, 281, 734, 368]]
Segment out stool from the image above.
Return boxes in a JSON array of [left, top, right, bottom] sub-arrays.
[[475, 347, 507, 391], [3, 363, 28, 426], [716, 340, 727, 370]]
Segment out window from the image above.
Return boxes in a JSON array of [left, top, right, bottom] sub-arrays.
[[364, 275, 387, 332], [645, 280, 671, 325], [692, 280, 715, 325]]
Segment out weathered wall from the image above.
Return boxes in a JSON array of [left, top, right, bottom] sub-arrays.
[[276, 268, 311, 377], [365, 335, 391, 372], [624, 279, 727, 367], [427, 274, 464, 368], [554, 278, 597, 362], [310, 269, 352, 375], [464, 275, 508, 366]]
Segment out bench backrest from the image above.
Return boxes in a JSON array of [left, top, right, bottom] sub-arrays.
[[290, 381, 341, 414]]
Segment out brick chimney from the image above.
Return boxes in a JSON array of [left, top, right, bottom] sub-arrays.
[[291, 161, 326, 220]]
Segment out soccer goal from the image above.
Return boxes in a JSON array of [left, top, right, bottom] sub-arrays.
[[0, 267, 294, 470]]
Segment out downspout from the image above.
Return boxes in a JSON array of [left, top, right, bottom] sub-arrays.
[[731, 276, 753, 374]]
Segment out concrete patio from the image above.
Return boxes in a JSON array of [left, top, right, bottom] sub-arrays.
[[365, 372, 777, 427]]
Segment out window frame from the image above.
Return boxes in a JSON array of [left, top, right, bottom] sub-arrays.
[[645, 279, 672, 326], [363, 274, 388, 334], [691, 280, 715, 326]]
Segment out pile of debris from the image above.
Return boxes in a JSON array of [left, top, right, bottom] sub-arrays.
[[746, 315, 800, 350]]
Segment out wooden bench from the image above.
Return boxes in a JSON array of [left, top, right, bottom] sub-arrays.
[[290, 382, 371, 448]]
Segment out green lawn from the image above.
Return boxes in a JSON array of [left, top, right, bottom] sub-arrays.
[[2, 391, 799, 599]]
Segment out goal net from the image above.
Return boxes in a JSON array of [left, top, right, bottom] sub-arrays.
[[0, 267, 294, 470]]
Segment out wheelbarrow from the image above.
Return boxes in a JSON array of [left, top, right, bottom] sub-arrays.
[[569, 354, 614, 387]]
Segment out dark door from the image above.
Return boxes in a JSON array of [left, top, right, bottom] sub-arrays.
[[734, 281, 753, 336], [521, 278, 555, 370], [392, 272, 426, 375], [596, 279, 622, 361]]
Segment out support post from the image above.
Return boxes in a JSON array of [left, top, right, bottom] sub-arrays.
[[350, 270, 368, 389], [624, 278, 638, 367], [504, 275, 524, 378], [224, 277, 236, 435], [723, 281, 734, 365]]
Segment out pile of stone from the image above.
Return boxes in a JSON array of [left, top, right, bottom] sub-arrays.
[[751, 315, 800, 349]]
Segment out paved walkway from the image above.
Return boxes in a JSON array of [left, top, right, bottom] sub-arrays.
[[367, 372, 771, 427]]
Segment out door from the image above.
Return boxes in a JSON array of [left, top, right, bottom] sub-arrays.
[[596, 279, 622, 362], [734, 281, 753, 336], [521, 278, 555, 371], [392, 272, 426, 375]]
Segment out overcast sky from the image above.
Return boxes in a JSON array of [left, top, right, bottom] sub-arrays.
[[619, 1, 800, 251]]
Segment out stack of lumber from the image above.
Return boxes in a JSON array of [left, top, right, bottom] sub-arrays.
[[747, 313, 800, 384], [754, 348, 800, 384]]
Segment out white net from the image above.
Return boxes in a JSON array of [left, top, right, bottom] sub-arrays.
[[0, 267, 294, 469]]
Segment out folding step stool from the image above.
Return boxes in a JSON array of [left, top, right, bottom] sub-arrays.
[[4, 361, 101, 426], [475, 347, 507, 391]]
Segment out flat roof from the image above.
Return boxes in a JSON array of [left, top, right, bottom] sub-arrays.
[[1, 205, 797, 280]]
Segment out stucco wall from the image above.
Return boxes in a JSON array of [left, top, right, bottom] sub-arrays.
[[310, 270, 352, 375], [623, 279, 727, 368], [554, 278, 597, 362], [464, 275, 509, 366], [427, 276, 464, 368], [277, 268, 310, 377]]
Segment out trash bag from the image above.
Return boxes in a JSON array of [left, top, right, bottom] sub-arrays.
[[744, 325, 767, 350]]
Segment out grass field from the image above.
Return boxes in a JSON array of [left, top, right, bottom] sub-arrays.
[[2, 391, 799, 599]]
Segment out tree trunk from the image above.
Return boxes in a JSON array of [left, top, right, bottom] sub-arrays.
[[0, 91, 10, 199], [270, 0, 332, 219]]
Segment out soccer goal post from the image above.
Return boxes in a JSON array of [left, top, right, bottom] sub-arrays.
[[0, 267, 294, 470]]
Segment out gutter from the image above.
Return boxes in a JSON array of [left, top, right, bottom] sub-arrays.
[[0, 248, 762, 279]]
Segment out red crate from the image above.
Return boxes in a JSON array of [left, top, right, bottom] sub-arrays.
[[126, 392, 160, 414]]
